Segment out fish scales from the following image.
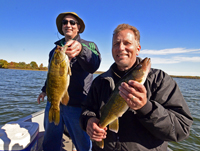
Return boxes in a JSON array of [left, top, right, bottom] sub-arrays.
[[100, 95, 128, 128]]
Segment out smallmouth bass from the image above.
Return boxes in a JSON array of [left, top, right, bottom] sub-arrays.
[[46, 45, 71, 125]]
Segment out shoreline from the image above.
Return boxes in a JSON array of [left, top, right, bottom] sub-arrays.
[[170, 75, 200, 79], [1, 68, 48, 72], [1, 68, 200, 79], [95, 71, 200, 79]]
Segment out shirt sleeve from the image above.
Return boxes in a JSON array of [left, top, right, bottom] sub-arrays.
[[77, 41, 101, 73], [136, 70, 193, 142]]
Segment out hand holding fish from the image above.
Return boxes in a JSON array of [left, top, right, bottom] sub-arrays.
[[119, 80, 147, 110], [86, 117, 107, 142], [37, 92, 46, 104], [65, 40, 82, 60]]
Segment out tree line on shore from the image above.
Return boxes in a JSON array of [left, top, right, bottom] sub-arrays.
[[95, 72, 200, 79], [1, 59, 199, 79], [0, 59, 48, 71]]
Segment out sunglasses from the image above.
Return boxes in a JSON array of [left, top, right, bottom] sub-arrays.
[[62, 20, 78, 26]]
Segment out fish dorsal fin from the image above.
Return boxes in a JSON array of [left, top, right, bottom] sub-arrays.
[[109, 118, 119, 133]]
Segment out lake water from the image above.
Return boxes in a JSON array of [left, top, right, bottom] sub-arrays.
[[0, 69, 199, 150]]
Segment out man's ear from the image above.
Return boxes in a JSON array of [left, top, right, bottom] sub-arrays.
[[136, 44, 141, 56], [78, 25, 81, 32]]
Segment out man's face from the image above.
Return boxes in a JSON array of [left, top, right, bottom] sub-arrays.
[[112, 29, 141, 71], [62, 15, 80, 39]]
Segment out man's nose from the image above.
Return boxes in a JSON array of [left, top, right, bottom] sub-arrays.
[[119, 43, 125, 51], [66, 22, 71, 26]]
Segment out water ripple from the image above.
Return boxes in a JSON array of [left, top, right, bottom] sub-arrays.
[[0, 69, 47, 126], [0, 69, 199, 150]]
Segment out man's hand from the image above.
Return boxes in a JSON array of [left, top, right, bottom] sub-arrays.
[[37, 92, 46, 104], [65, 40, 82, 60], [86, 117, 107, 142], [119, 80, 147, 110]]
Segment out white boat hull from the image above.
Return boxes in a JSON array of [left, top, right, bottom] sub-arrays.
[[0, 110, 74, 151]]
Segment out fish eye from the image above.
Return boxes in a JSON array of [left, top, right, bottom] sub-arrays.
[[135, 64, 142, 70]]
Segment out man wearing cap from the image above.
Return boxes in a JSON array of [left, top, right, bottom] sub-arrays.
[[37, 12, 101, 151]]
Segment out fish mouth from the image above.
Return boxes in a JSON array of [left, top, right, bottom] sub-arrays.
[[142, 58, 151, 77], [145, 58, 151, 71]]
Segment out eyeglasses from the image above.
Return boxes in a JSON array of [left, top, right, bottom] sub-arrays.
[[62, 20, 78, 26]]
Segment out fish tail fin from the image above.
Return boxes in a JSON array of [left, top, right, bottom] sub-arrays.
[[96, 140, 104, 149], [54, 110, 60, 125], [48, 107, 53, 123], [48, 107, 60, 125]]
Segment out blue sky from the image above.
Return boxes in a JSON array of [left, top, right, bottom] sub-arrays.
[[0, 0, 200, 76]]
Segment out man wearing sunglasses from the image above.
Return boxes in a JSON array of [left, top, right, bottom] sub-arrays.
[[37, 12, 101, 151]]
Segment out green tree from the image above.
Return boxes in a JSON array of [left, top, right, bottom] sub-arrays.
[[18, 62, 26, 69], [0, 59, 4, 68], [30, 61, 38, 69], [0, 59, 8, 68], [0, 59, 47, 70]]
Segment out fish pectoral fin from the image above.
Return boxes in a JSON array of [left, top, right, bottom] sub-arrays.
[[109, 118, 119, 133], [68, 65, 72, 76], [59, 66, 65, 76], [61, 92, 69, 106]]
